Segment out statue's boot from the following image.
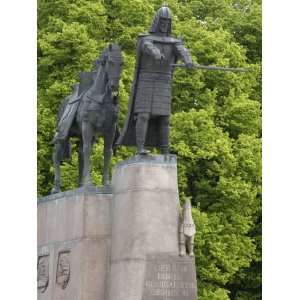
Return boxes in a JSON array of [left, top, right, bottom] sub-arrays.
[[51, 180, 61, 194], [138, 147, 149, 155], [160, 117, 170, 155], [179, 246, 186, 256], [83, 174, 93, 187], [136, 113, 150, 155], [179, 231, 186, 256], [179, 242, 186, 257], [102, 170, 111, 187], [188, 240, 195, 257]]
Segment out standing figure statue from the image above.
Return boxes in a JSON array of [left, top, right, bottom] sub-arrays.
[[117, 5, 193, 154], [179, 197, 196, 257], [51, 44, 123, 194]]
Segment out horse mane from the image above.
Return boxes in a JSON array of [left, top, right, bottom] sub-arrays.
[[94, 44, 122, 70], [108, 44, 122, 61]]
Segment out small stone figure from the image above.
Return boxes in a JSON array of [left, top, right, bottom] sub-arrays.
[[51, 44, 123, 193], [117, 5, 193, 155], [179, 197, 196, 257]]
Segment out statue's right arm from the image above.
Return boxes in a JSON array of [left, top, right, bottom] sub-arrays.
[[174, 42, 193, 67], [142, 40, 163, 60]]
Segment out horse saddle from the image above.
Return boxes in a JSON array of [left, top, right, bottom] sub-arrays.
[[85, 89, 106, 104]]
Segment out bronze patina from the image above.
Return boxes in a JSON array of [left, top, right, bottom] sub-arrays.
[[117, 6, 193, 155], [118, 5, 247, 155], [52, 44, 122, 194]]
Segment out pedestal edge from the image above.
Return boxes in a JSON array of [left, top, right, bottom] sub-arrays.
[[38, 186, 113, 204], [114, 154, 177, 169]]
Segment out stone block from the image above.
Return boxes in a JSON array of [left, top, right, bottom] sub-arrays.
[[142, 254, 197, 300], [37, 188, 112, 300], [108, 155, 187, 300], [111, 190, 179, 260], [109, 259, 146, 300], [38, 156, 198, 300]]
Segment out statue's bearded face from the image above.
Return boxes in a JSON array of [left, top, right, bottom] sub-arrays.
[[158, 18, 170, 34]]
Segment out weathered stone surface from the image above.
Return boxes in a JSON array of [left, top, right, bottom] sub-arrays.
[[109, 260, 146, 300], [112, 155, 177, 193], [142, 254, 197, 300], [111, 190, 179, 260], [37, 188, 112, 300], [37, 252, 50, 294], [38, 155, 198, 299], [109, 155, 181, 300]]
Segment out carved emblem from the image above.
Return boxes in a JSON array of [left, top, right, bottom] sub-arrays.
[[37, 255, 49, 293], [56, 251, 70, 289]]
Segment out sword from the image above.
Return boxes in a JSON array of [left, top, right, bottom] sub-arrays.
[[172, 63, 248, 72]]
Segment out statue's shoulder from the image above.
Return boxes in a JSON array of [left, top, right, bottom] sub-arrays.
[[167, 35, 183, 43], [137, 33, 150, 43], [138, 34, 182, 44]]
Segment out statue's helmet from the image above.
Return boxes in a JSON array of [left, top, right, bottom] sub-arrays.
[[149, 5, 172, 35]]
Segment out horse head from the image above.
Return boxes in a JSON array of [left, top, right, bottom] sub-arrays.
[[104, 44, 123, 101]]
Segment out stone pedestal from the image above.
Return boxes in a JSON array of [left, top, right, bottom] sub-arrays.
[[108, 155, 196, 300], [37, 187, 112, 300], [38, 155, 198, 300]]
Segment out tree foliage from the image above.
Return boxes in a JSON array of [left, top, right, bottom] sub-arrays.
[[38, 0, 261, 299]]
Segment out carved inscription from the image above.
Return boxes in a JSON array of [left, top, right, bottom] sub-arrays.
[[37, 255, 49, 293], [56, 251, 70, 289], [143, 255, 197, 300]]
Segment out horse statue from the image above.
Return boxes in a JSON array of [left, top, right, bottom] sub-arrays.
[[51, 44, 123, 194]]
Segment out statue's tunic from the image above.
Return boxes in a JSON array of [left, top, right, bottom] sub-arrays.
[[134, 37, 174, 115], [117, 34, 192, 147]]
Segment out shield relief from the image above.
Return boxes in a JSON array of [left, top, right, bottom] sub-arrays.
[[37, 255, 50, 293], [56, 251, 71, 290]]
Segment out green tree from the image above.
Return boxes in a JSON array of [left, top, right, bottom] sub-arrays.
[[38, 1, 261, 298]]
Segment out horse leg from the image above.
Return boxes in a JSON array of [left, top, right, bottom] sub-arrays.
[[82, 121, 94, 186], [103, 126, 115, 186], [77, 139, 84, 187], [51, 141, 63, 194]]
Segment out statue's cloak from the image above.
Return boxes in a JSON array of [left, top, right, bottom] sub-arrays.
[[117, 34, 180, 148]]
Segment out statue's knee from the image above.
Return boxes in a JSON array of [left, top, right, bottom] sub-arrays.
[[138, 113, 150, 123], [160, 117, 170, 126], [83, 144, 90, 152]]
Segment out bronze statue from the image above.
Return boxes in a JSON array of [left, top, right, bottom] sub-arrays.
[[117, 5, 193, 155], [179, 197, 196, 257], [51, 44, 123, 194], [117, 5, 247, 155]]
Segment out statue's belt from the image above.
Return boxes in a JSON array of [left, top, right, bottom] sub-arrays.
[[138, 72, 172, 81]]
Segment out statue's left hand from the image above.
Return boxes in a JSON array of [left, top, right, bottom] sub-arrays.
[[185, 62, 193, 69]]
